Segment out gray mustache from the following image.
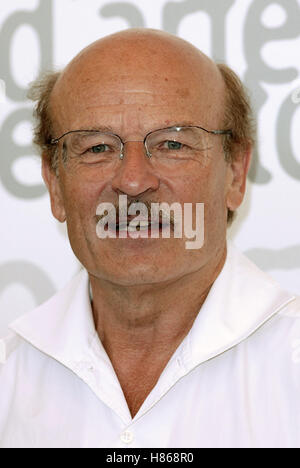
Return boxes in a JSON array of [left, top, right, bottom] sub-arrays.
[[96, 200, 175, 226]]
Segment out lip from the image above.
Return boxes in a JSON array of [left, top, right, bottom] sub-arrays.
[[107, 222, 173, 239]]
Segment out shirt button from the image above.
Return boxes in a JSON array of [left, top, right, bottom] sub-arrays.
[[120, 430, 134, 444]]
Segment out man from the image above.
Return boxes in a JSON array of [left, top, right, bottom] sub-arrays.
[[0, 28, 299, 449]]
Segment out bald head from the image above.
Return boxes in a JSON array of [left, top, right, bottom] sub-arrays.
[[50, 29, 226, 137], [64, 28, 221, 78], [56, 28, 223, 90]]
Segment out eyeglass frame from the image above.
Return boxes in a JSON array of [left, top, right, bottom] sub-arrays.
[[49, 125, 233, 160]]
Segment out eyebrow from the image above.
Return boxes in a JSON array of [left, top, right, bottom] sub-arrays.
[[76, 121, 197, 131], [74, 125, 115, 133]]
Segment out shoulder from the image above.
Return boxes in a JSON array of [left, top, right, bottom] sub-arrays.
[[243, 296, 300, 378], [277, 297, 300, 364], [0, 268, 88, 371], [0, 332, 36, 419], [0, 332, 22, 365], [0, 331, 44, 372], [279, 295, 300, 320]]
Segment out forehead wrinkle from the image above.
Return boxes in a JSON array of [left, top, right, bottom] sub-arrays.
[[51, 95, 219, 138], [51, 56, 225, 136], [71, 87, 188, 107]]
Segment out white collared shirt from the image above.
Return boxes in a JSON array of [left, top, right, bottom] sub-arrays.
[[0, 243, 300, 448]]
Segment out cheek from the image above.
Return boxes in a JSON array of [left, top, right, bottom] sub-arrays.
[[60, 173, 106, 227], [176, 162, 228, 204], [183, 165, 229, 234]]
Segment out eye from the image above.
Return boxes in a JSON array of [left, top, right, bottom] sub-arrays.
[[89, 144, 109, 153], [164, 140, 183, 150]]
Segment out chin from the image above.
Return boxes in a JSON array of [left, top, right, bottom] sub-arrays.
[[89, 260, 177, 286]]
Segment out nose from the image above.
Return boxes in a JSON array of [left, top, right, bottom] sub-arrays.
[[111, 141, 160, 197]]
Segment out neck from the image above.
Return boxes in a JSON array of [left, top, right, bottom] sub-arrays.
[[89, 243, 227, 417], [90, 243, 227, 355]]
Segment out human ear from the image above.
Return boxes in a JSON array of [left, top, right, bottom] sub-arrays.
[[41, 153, 66, 223]]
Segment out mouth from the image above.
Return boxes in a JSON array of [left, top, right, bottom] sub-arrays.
[[111, 217, 172, 238], [118, 220, 161, 231]]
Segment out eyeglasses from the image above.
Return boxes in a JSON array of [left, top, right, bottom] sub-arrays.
[[50, 125, 232, 166]]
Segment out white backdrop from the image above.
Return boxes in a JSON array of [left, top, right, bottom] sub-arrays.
[[0, 0, 300, 335]]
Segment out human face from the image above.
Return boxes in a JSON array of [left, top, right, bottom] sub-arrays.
[[44, 32, 248, 286]]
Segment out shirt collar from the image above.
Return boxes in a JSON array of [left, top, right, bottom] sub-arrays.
[[8, 242, 296, 373], [179, 242, 295, 370], [9, 268, 97, 368]]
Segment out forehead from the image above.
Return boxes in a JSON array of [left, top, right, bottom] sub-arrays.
[[51, 36, 225, 134]]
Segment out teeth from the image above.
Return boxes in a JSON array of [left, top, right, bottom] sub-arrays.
[[115, 220, 166, 232]]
